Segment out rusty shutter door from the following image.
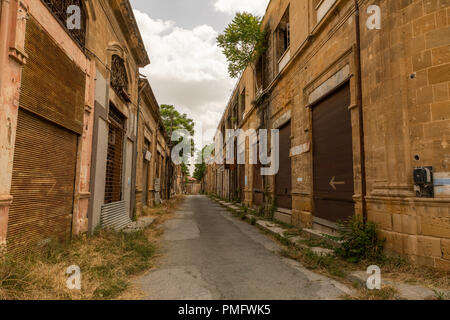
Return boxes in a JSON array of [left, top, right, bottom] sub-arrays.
[[275, 121, 292, 209], [7, 109, 78, 256], [312, 83, 354, 223], [105, 105, 125, 204]]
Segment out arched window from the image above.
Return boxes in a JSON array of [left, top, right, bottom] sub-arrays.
[[111, 54, 131, 102], [42, 0, 87, 47]]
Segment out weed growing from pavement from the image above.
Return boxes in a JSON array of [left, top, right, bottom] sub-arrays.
[[326, 216, 385, 263], [433, 290, 449, 300], [356, 286, 400, 300]]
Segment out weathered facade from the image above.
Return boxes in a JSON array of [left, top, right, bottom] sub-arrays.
[[209, 0, 450, 270], [0, 0, 95, 255], [186, 177, 201, 195], [0, 0, 177, 256], [135, 78, 178, 215]]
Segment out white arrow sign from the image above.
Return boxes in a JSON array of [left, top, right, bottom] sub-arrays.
[[329, 176, 345, 190]]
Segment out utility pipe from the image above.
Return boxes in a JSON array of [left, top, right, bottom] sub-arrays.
[[354, 0, 368, 222]]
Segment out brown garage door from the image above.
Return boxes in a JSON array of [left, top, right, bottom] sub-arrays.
[[275, 121, 292, 210], [239, 164, 245, 202], [253, 163, 263, 206], [312, 83, 354, 223], [7, 109, 78, 256]]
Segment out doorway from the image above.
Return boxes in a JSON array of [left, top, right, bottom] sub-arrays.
[[312, 83, 354, 223]]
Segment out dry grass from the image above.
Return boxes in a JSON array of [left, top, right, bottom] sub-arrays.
[[0, 196, 182, 300], [281, 244, 450, 291], [352, 285, 400, 300], [376, 256, 450, 290]]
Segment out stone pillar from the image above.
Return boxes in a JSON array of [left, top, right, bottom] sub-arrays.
[[0, 0, 28, 248]]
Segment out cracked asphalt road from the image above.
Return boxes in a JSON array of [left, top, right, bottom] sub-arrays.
[[138, 195, 352, 300]]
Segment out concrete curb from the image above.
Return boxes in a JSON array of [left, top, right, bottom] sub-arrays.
[[209, 196, 449, 300], [211, 196, 334, 257]]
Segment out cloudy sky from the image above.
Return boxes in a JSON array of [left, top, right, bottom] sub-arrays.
[[130, 0, 270, 161]]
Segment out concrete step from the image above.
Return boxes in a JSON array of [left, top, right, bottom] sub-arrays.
[[302, 227, 341, 248], [274, 210, 292, 225]]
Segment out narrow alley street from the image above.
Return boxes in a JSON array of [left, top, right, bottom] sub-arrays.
[[138, 196, 352, 300], [0, 0, 449, 307]]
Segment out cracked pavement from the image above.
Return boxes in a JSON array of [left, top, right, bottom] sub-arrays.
[[138, 195, 353, 300]]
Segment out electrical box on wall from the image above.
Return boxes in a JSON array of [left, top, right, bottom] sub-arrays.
[[413, 166, 434, 198]]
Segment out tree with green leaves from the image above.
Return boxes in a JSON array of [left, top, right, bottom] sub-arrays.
[[160, 104, 195, 175], [193, 145, 213, 181], [160, 104, 195, 137], [217, 12, 267, 81]]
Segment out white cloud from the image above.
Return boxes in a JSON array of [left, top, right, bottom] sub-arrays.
[[133, 10, 235, 172], [213, 0, 270, 16]]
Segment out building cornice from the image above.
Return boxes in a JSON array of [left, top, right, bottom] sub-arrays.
[[110, 0, 150, 67]]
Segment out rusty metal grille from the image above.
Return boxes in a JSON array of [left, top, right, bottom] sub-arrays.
[[105, 105, 126, 204], [111, 55, 129, 99], [7, 109, 78, 257], [41, 0, 86, 47], [142, 139, 150, 205]]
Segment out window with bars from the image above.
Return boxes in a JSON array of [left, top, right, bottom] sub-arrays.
[[105, 104, 126, 204], [41, 0, 87, 47]]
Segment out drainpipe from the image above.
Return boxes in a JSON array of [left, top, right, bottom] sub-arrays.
[[354, 0, 368, 222], [131, 79, 148, 219]]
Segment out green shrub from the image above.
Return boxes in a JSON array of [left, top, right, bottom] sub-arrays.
[[257, 206, 264, 217], [330, 215, 385, 263]]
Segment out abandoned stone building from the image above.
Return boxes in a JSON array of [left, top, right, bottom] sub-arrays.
[[135, 78, 175, 215], [206, 0, 450, 270], [0, 0, 180, 257]]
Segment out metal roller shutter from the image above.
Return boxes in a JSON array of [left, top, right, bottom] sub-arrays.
[[7, 109, 78, 256], [312, 83, 354, 223], [275, 121, 292, 210], [6, 16, 85, 257], [253, 163, 263, 206]]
